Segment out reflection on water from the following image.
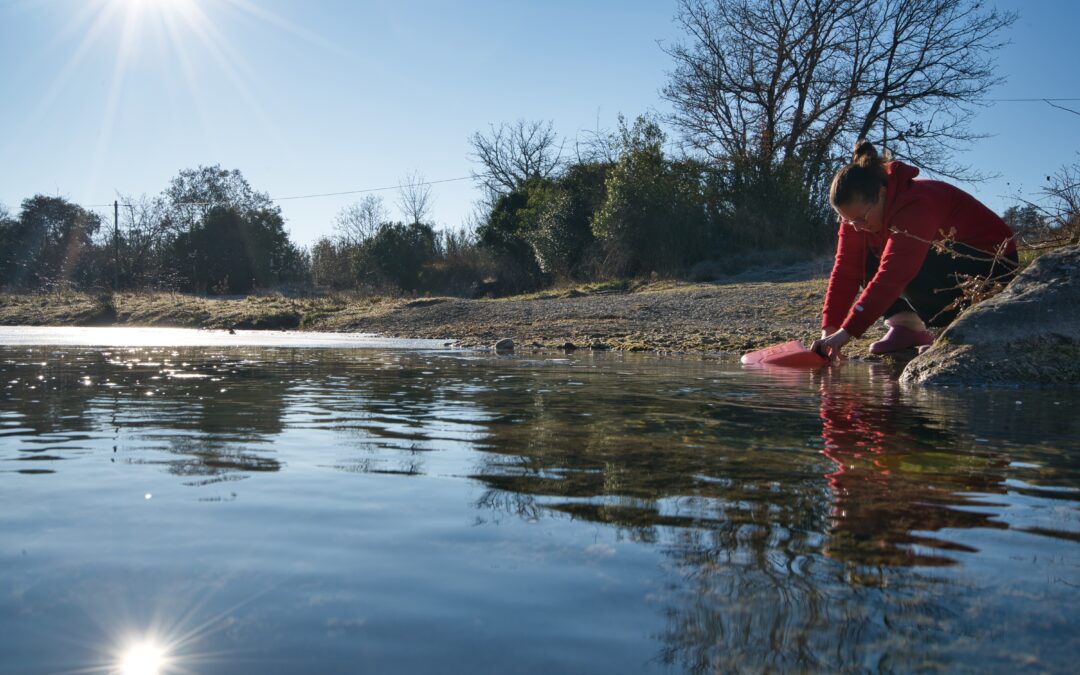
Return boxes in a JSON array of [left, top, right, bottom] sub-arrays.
[[819, 370, 1009, 566], [1, 339, 1078, 673], [0, 325, 450, 349]]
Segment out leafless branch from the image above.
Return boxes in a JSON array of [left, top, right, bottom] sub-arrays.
[[335, 194, 387, 245], [661, 0, 1016, 184], [397, 170, 434, 225], [468, 119, 564, 197]]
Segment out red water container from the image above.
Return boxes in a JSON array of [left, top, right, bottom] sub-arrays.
[[741, 340, 829, 368]]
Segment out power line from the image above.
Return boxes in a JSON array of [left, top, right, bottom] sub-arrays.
[[81, 174, 476, 209], [271, 175, 472, 201], [986, 97, 1080, 101], [51, 97, 1080, 211], [985, 96, 1080, 117], [1042, 100, 1080, 117]]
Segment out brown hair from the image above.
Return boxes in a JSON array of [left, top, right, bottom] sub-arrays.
[[829, 139, 888, 207]]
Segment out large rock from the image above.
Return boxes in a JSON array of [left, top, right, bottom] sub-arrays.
[[900, 245, 1080, 387]]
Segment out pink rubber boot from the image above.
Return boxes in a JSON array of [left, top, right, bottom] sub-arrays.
[[869, 325, 935, 354]]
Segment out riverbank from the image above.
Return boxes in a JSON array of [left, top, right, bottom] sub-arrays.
[[0, 259, 888, 357]]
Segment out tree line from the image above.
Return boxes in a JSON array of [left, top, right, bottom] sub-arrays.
[[1, 166, 306, 294], [3, 0, 1075, 297]]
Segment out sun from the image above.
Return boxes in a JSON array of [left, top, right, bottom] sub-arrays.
[[33, 0, 339, 201], [110, 0, 172, 10], [118, 641, 167, 675], [110, 0, 197, 18], [118, 0, 181, 8], [102, 0, 200, 24]]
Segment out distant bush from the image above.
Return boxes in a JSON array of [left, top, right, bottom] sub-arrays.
[[353, 222, 438, 292], [591, 116, 710, 276], [466, 113, 841, 288], [710, 157, 834, 253], [0, 195, 102, 290], [310, 237, 354, 290], [418, 228, 498, 297], [521, 162, 608, 279], [170, 206, 305, 295], [476, 187, 544, 289], [309, 224, 510, 298]]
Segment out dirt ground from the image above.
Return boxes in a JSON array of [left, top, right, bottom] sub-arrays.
[[0, 258, 889, 357]]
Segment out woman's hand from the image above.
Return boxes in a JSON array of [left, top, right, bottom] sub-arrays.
[[811, 328, 851, 362]]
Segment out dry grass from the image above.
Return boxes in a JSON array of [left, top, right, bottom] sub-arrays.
[[0, 290, 396, 331]]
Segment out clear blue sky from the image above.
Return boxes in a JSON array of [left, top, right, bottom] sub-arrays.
[[2, 0, 1078, 246]]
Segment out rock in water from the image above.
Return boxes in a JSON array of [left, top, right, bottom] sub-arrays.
[[493, 338, 515, 353], [900, 245, 1080, 386]]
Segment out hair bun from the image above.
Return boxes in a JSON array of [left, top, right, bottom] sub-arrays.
[[831, 138, 888, 206], [852, 138, 879, 166]]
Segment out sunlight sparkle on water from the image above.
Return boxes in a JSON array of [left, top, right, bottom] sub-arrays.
[[0, 327, 446, 350]]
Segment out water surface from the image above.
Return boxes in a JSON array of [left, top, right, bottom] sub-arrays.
[[1, 329, 1078, 673]]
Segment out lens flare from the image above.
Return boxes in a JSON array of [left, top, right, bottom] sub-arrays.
[[119, 642, 166, 675]]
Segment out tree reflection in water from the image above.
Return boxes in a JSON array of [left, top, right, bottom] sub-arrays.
[[3, 346, 1077, 672], [0, 347, 291, 479], [466, 360, 1028, 565], [464, 359, 1079, 672]]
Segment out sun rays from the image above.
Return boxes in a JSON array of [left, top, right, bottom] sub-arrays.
[[22, 0, 349, 203]]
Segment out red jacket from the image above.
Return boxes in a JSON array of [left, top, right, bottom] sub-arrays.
[[822, 161, 1016, 337]]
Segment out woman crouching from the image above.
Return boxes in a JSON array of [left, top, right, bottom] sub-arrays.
[[812, 140, 1018, 360]]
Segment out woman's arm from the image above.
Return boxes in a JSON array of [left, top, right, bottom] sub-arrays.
[[821, 223, 866, 331]]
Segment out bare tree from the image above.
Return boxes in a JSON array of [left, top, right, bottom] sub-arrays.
[[573, 111, 620, 165], [662, 0, 1017, 183], [468, 119, 564, 197], [850, 0, 1016, 179], [461, 202, 489, 235], [334, 194, 387, 245], [114, 193, 173, 287], [1044, 161, 1080, 227], [1030, 159, 1080, 247], [397, 170, 433, 225], [664, 0, 847, 167]]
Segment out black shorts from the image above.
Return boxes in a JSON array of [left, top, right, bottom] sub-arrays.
[[866, 243, 1019, 327]]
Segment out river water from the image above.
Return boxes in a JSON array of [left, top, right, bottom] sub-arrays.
[[1, 328, 1078, 674]]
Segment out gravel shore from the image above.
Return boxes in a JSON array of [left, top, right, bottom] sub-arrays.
[[332, 277, 832, 353], [0, 258, 886, 357]]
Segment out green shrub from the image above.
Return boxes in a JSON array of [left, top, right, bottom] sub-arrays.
[[353, 222, 437, 292], [591, 116, 710, 276]]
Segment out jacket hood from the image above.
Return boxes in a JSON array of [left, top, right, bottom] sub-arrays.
[[884, 161, 920, 212]]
